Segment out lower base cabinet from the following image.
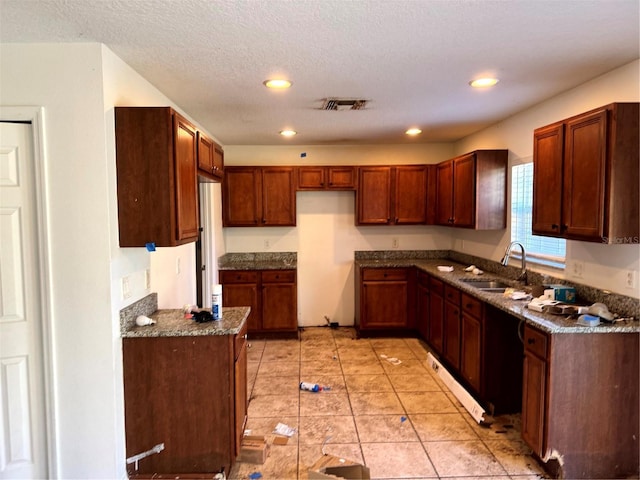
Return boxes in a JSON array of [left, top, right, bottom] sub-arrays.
[[220, 269, 297, 335], [123, 330, 247, 476], [521, 324, 639, 479]]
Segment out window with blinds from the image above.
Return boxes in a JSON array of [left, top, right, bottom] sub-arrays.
[[511, 162, 566, 268]]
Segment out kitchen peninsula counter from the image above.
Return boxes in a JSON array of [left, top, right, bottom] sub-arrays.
[[355, 254, 639, 334]]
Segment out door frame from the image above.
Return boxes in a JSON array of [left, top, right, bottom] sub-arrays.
[[0, 106, 56, 477]]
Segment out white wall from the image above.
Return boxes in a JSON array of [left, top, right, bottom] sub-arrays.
[[452, 60, 640, 298]]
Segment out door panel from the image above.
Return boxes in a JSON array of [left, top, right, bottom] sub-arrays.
[[532, 123, 564, 236], [0, 122, 47, 479]]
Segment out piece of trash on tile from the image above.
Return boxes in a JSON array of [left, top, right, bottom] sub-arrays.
[[273, 435, 289, 445], [248, 472, 263, 480], [274, 422, 297, 437], [380, 354, 402, 365], [400, 416, 407, 423]]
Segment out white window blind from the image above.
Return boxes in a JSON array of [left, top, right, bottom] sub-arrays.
[[511, 162, 566, 268]]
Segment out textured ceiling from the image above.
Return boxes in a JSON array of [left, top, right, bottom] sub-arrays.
[[1, 0, 638, 145]]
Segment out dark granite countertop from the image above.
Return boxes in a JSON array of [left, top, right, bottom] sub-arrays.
[[356, 257, 639, 334], [218, 252, 296, 270], [122, 306, 250, 338]]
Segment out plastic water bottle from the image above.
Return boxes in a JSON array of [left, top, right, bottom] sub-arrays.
[[300, 381, 321, 392], [211, 284, 223, 320]]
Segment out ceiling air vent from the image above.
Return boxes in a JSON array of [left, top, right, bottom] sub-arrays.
[[320, 98, 368, 111]]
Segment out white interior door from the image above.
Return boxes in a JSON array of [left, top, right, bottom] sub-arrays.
[[0, 122, 48, 479]]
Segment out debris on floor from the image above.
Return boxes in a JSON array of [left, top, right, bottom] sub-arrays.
[[273, 422, 297, 437], [379, 354, 402, 365]]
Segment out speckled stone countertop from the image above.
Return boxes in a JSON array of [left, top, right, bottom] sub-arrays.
[[355, 253, 639, 334], [122, 306, 250, 338], [218, 252, 296, 270]]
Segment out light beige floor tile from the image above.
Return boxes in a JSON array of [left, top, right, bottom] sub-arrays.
[[262, 342, 300, 362], [341, 358, 385, 375], [248, 393, 299, 418], [301, 345, 339, 362], [409, 413, 479, 441], [344, 374, 394, 392], [301, 359, 343, 376], [300, 392, 352, 416], [374, 347, 419, 362], [439, 477, 512, 480], [244, 415, 299, 442], [257, 360, 300, 377], [369, 338, 411, 350], [465, 414, 523, 442], [306, 374, 347, 394], [388, 373, 442, 392], [299, 415, 358, 444], [331, 327, 359, 341], [247, 344, 265, 362], [300, 327, 334, 340], [424, 440, 507, 477], [381, 357, 430, 375], [354, 414, 419, 443], [361, 442, 437, 478], [230, 443, 298, 479], [398, 391, 458, 414], [349, 392, 405, 415], [483, 439, 547, 476], [337, 345, 377, 361], [252, 375, 300, 396]]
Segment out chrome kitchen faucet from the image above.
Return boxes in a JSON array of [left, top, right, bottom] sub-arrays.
[[501, 241, 527, 285]]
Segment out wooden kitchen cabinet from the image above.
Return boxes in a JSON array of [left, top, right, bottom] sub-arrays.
[[427, 276, 444, 354], [416, 271, 430, 341], [115, 107, 199, 247], [123, 332, 247, 476], [297, 166, 356, 190], [222, 166, 296, 227], [357, 165, 429, 225], [460, 293, 483, 393], [435, 150, 508, 229], [532, 103, 639, 243], [355, 267, 415, 334], [220, 269, 298, 335], [234, 321, 248, 458], [197, 131, 224, 182], [521, 323, 639, 478], [443, 285, 461, 369]]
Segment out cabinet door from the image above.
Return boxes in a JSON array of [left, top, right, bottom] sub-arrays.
[[416, 281, 430, 340], [361, 281, 408, 328], [435, 160, 454, 225], [223, 167, 261, 226], [428, 291, 444, 354], [443, 300, 461, 369], [460, 312, 482, 393], [298, 166, 326, 189], [357, 167, 392, 225], [212, 142, 224, 178], [262, 167, 296, 226], [327, 166, 356, 189], [452, 153, 476, 228], [173, 113, 199, 242], [220, 272, 261, 332], [261, 271, 297, 331], [532, 122, 564, 236], [563, 108, 608, 240], [234, 339, 248, 458], [522, 350, 547, 456], [197, 132, 214, 175], [394, 166, 428, 224]]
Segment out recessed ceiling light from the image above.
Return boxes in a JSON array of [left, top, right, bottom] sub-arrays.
[[405, 128, 422, 136], [279, 129, 297, 137], [469, 77, 499, 88], [264, 79, 292, 89]]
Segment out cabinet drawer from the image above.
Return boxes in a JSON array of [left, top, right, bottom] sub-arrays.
[[219, 270, 259, 284], [461, 293, 482, 318], [235, 320, 248, 360], [262, 270, 296, 283], [361, 268, 408, 281], [429, 276, 444, 295], [418, 271, 430, 287], [444, 284, 461, 304], [524, 325, 548, 359]]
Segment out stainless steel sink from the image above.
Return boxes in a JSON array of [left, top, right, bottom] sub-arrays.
[[459, 278, 511, 292]]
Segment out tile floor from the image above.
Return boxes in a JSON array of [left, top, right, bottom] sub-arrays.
[[229, 327, 547, 480]]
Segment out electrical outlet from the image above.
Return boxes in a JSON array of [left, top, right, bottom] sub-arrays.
[[264, 239, 270, 249], [572, 261, 584, 278], [145, 269, 151, 289], [392, 238, 399, 249], [176, 257, 181, 275], [625, 270, 637, 289], [121, 276, 131, 299]]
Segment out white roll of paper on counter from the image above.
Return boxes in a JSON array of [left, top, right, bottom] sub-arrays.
[[212, 284, 223, 320]]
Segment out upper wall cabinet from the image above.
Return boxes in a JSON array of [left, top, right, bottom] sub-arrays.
[[357, 165, 430, 225], [532, 103, 639, 243], [115, 107, 199, 247], [435, 150, 508, 229], [197, 131, 224, 182], [297, 166, 356, 190], [223, 166, 296, 227]]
